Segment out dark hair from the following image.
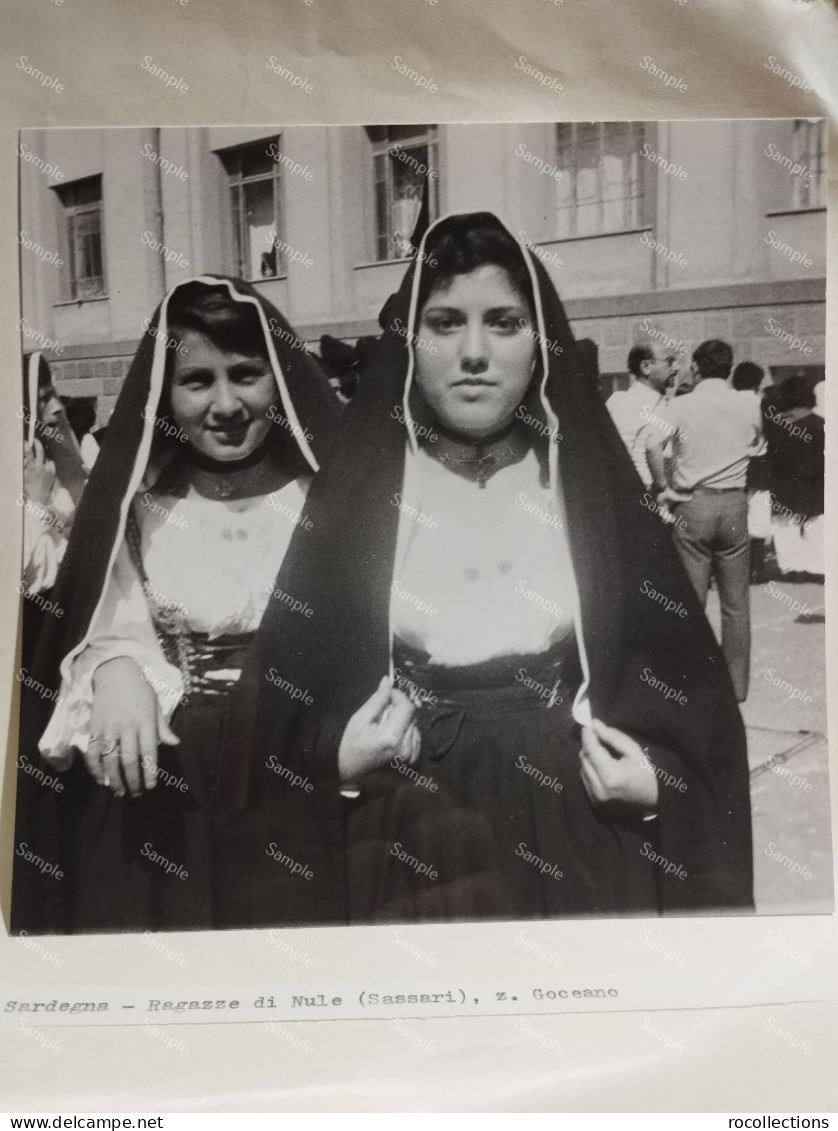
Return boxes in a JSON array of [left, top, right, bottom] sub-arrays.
[[692, 339, 733, 381], [779, 374, 816, 412], [167, 282, 269, 361], [63, 396, 97, 440], [731, 361, 765, 392], [627, 343, 654, 378], [415, 215, 535, 319]]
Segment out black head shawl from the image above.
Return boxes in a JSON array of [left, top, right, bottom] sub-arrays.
[[22, 351, 88, 506], [218, 215, 753, 926], [13, 277, 341, 933], [21, 276, 341, 753]]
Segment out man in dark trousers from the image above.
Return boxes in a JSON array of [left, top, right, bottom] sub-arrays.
[[646, 340, 762, 702]]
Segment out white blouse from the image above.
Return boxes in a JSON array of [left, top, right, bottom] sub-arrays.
[[391, 447, 577, 666], [39, 477, 310, 766]]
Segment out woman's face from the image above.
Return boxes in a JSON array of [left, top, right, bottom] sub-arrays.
[[414, 264, 537, 440], [169, 330, 276, 461]]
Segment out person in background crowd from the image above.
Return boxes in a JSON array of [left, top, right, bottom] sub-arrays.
[[732, 361, 772, 584], [605, 342, 678, 487], [64, 396, 100, 471], [12, 278, 340, 935], [765, 375, 824, 583], [646, 340, 762, 702]]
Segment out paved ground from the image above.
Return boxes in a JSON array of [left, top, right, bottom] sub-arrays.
[[705, 563, 832, 914]]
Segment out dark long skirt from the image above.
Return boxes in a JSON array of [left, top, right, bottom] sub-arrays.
[[345, 639, 661, 924], [56, 694, 225, 933]]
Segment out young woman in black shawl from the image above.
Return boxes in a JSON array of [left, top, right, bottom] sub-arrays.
[[12, 277, 339, 934], [218, 213, 753, 927]]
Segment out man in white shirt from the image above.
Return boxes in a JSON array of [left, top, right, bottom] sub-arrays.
[[646, 340, 762, 702], [606, 342, 678, 486]]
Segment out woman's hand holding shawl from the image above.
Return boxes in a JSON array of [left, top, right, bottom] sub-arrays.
[[338, 675, 420, 787], [579, 719, 659, 816], [86, 657, 180, 796]]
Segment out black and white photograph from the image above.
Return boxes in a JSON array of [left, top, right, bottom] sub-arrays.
[[11, 118, 830, 937]]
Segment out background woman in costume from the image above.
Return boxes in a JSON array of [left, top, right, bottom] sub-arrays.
[[219, 213, 753, 928], [12, 277, 339, 934]]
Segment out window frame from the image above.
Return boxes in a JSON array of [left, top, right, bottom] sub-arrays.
[[367, 125, 440, 263], [553, 121, 649, 242], [789, 119, 827, 212], [53, 175, 107, 302], [221, 137, 285, 281]]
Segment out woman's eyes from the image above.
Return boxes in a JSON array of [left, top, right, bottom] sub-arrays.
[[423, 314, 527, 334]]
